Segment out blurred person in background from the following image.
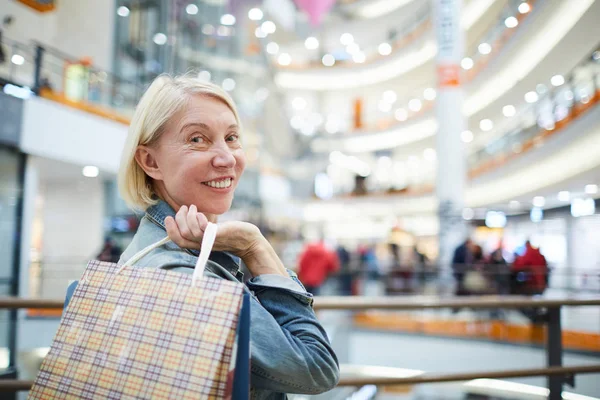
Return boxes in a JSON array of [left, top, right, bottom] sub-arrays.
[[96, 236, 122, 263], [118, 75, 339, 397], [358, 244, 383, 296], [511, 240, 548, 295], [452, 238, 473, 294], [413, 246, 428, 289], [336, 243, 353, 295], [297, 238, 340, 295], [359, 244, 381, 280], [511, 241, 549, 323], [489, 245, 509, 295], [0, 16, 13, 65]]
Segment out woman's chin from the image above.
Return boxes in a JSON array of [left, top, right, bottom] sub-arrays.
[[202, 202, 232, 216]]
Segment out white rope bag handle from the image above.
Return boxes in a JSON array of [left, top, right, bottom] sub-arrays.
[[117, 222, 218, 286]]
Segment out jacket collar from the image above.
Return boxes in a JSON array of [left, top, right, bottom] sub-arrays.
[[145, 199, 243, 280]]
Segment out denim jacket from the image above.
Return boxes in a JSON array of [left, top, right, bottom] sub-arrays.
[[119, 200, 339, 399]]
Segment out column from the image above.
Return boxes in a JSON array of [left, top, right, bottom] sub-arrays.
[[434, 0, 467, 282]]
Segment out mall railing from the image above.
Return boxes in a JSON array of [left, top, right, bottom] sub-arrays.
[[0, 35, 144, 121], [468, 44, 600, 176], [0, 295, 598, 399]]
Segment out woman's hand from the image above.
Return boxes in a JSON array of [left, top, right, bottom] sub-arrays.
[[165, 205, 287, 277]]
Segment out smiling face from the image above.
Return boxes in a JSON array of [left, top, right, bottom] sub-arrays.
[[136, 94, 246, 220]]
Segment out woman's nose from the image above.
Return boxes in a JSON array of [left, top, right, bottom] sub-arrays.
[[211, 146, 236, 169]]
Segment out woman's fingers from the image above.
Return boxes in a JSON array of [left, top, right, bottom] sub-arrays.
[[196, 212, 208, 231], [187, 205, 204, 238], [165, 216, 200, 250], [175, 206, 193, 239]]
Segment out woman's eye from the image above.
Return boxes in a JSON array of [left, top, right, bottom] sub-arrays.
[[191, 136, 204, 144], [226, 134, 239, 142]]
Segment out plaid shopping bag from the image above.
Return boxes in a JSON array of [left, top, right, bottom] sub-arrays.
[[29, 224, 250, 399]]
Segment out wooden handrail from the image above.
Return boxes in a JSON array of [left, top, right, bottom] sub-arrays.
[[1, 365, 599, 391], [1, 295, 600, 311], [338, 364, 600, 386], [312, 295, 600, 311], [0, 298, 64, 309]]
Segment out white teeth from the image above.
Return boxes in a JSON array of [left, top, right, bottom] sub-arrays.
[[204, 178, 232, 188]]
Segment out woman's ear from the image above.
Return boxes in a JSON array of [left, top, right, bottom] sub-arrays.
[[135, 145, 164, 181]]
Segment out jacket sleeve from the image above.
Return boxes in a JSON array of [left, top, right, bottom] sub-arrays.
[[245, 274, 340, 394]]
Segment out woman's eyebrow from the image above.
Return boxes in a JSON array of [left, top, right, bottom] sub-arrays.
[[180, 123, 239, 132], [180, 122, 210, 132]]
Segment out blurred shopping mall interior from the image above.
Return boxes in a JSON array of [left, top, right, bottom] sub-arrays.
[[0, 0, 600, 398]]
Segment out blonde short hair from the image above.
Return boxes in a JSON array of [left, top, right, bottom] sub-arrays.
[[118, 74, 241, 210]]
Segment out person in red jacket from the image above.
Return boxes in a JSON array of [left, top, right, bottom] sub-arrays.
[[512, 241, 548, 295], [298, 240, 340, 295]]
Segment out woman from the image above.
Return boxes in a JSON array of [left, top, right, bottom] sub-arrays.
[[118, 75, 339, 398]]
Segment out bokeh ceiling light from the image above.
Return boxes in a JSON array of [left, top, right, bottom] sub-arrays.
[[504, 16, 518, 28], [518, 2, 531, 14], [502, 105, 516, 117], [248, 8, 263, 21], [292, 97, 307, 110], [551, 74, 565, 86], [186, 4, 199, 15], [290, 116, 303, 130], [536, 83, 548, 94], [117, 6, 130, 17], [217, 26, 233, 36], [478, 43, 492, 55], [383, 90, 397, 104], [408, 99, 422, 112], [222, 78, 236, 91], [278, 53, 291, 66], [346, 43, 360, 55], [220, 14, 236, 26], [461, 130, 474, 143], [479, 118, 493, 131], [558, 191, 570, 202], [82, 166, 99, 178], [261, 21, 276, 34], [340, 33, 354, 45], [532, 196, 545, 207], [301, 124, 316, 136], [266, 42, 279, 55], [11, 54, 24, 65], [153, 33, 167, 45], [202, 24, 215, 35], [423, 88, 436, 101], [353, 52, 366, 63], [395, 108, 408, 121], [462, 208, 475, 221], [461, 57, 474, 70], [585, 184, 598, 194], [198, 70, 211, 81], [524, 91, 539, 103], [305, 37, 319, 50], [322, 54, 335, 67], [378, 42, 392, 56], [255, 27, 267, 38]]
